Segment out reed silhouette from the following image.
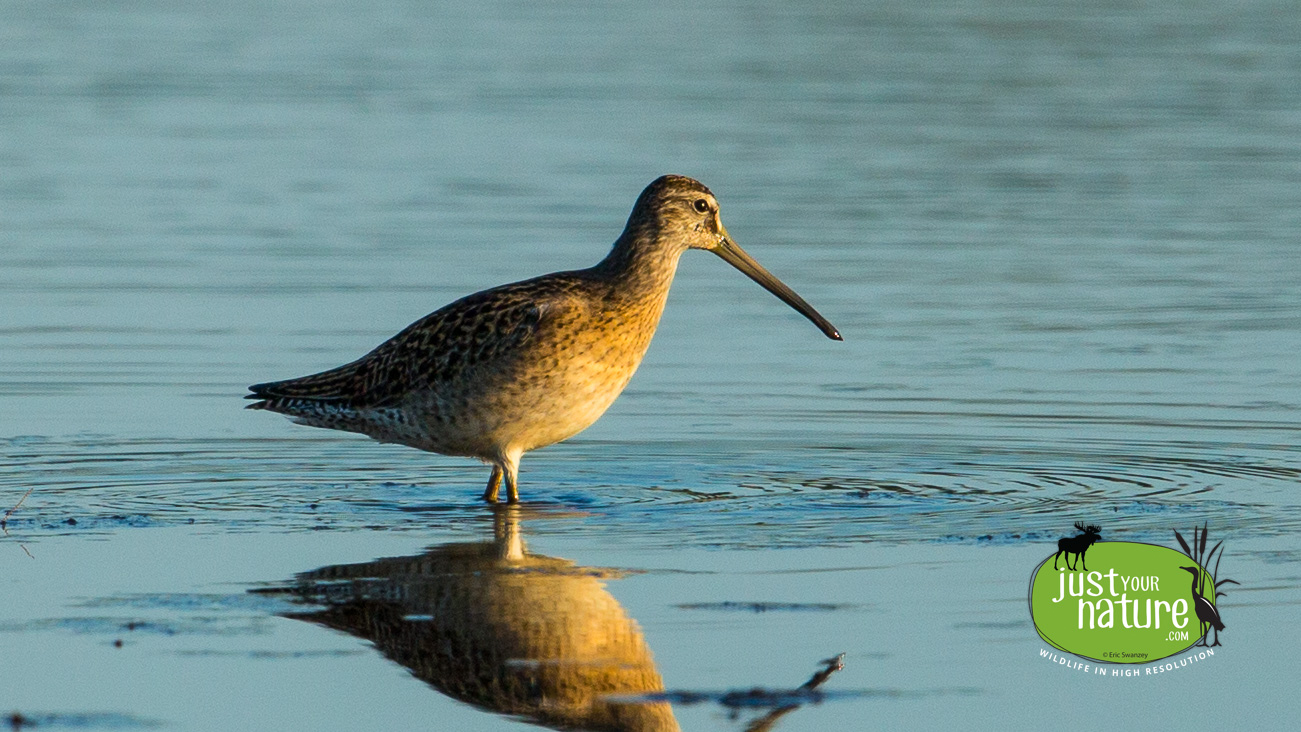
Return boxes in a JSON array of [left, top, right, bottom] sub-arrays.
[[1173, 524, 1238, 647]]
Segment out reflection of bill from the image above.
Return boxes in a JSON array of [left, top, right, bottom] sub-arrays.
[[268, 506, 679, 732]]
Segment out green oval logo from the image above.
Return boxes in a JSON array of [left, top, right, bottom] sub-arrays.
[[1029, 542, 1215, 663]]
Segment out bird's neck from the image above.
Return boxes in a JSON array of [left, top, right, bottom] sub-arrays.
[[582, 227, 686, 372], [593, 230, 683, 304]]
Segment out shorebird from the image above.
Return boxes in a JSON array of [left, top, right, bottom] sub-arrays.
[[1179, 566, 1225, 646], [247, 175, 841, 503]]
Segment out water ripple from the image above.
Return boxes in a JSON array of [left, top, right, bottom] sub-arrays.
[[3, 433, 1297, 549]]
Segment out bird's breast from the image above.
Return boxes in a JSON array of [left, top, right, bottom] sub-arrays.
[[500, 294, 666, 448], [411, 290, 669, 457]]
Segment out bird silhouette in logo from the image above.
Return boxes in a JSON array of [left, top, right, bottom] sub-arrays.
[[1173, 523, 1238, 648], [1180, 566, 1225, 647]]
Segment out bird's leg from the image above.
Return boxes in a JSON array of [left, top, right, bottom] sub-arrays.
[[503, 452, 522, 504], [482, 465, 504, 503]]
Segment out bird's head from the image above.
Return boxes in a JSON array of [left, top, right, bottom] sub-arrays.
[[1179, 566, 1201, 577], [627, 175, 727, 253], [625, 175, 842, 340]]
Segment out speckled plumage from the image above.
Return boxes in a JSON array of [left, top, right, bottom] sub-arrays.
[[247, 175, 840, 503]]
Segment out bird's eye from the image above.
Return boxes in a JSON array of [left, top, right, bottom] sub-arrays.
[[692, 199, 710, 214]]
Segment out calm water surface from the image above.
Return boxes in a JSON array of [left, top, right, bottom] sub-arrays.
[[2, 1, 1299, 730]]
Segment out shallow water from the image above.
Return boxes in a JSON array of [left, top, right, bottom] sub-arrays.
[[3, 1, 1300, 730]]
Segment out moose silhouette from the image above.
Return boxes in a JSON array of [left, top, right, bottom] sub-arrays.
[[1053, 522, 1102, 571]]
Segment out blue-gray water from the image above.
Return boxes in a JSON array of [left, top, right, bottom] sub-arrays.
[[2, 1, 1299, 730]]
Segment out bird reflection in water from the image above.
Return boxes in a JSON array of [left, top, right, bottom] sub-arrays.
[[265, 506, 679, 732]]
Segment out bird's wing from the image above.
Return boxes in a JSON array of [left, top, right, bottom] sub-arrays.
[[247, 282, 567, 408]]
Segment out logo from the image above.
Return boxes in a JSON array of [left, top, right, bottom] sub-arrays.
[[1029, 523, 1238, 664]]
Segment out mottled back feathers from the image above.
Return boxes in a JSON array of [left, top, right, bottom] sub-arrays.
[[246, 276, 580, 414]]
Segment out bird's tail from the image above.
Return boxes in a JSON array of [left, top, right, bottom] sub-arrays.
[[245, 363, 363, 418]]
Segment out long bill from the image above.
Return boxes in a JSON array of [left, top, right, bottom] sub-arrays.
[[711, 234, 842, 341]]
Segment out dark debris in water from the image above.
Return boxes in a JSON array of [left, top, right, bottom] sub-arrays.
[[623, 687, 975, 707], [611, 652, 848, 711], [0, 615, 271, 638], [5, 711, 160, 730], [936, 531, 1051, 544], [611, 652, 978, 712], [953, 619, 1030, 630], [76, 592, 299, 615], [173, 648, 366, 659], [675, 601, 863, 613], [611, 653, 980, 732], [11, 514, 165, 532]]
